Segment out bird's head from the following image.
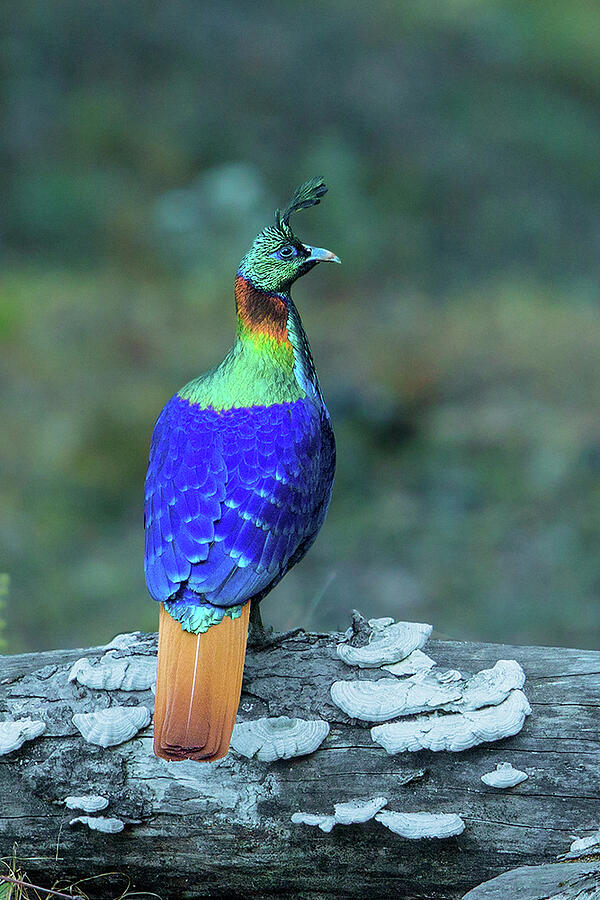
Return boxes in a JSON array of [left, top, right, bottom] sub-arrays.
[[237, 177, 340, 294]]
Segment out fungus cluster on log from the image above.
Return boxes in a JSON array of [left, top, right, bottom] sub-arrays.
[[332, 614, 531, 758], [230, 716, 329, 762], [291, 796, 388, 833], [68, 652, 156, 692], [371, 690, 531, 754], [2, 615, 599, 900], [64, 795, 109, 812], [330, 672, 463, 721], [224, 612, 534, 843], [69, 815, 125, 834], [291, 796, 466, 840], [72, 705, 151, 748], [280, 612, 533, 840], [283, 613, 533, 842], [337, 618, 433, 667], [0, 717, 46, 755], [0, 638, 159, 834]]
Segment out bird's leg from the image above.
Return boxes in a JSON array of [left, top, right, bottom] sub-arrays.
[[248, 601, 269, 646], [247, 601, 305, 650]]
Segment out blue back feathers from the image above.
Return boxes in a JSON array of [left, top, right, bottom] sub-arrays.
[[144, 395, 335, 631]]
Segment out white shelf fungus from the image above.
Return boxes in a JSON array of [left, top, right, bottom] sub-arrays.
[[337, 620, 433, 668], [371, 690, 532, 754], [383, 650, 436, 676], [104, 632, 141, 650], [454, 660, 525, 711], [69, 816, 124, 834], [231, 716, 329, 762], [333, 797, 388, 825], [561, 830, 600, 860], [435, 668, 463, 683], [72, 705, 151, 747], [334, 658, 527, 723], [291, 812, 336, 832], [68, 653, 156, 691], [292, 796, 389, 832], [64, 795, 109, 812], [368, 616, 395, 630], [330, 675, 463, 722], [0, 718, 46, 755], [375, 810, 465, 839], [481, 762, 528, 788]]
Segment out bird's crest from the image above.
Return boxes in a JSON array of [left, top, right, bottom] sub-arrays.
[[275, 178, 328, 240]]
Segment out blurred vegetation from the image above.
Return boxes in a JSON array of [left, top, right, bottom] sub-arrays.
[[1, 0, 600, 651], [0, 576, 8, 652]]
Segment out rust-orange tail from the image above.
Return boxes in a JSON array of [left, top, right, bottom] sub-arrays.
[[154, 603, 250, 762]]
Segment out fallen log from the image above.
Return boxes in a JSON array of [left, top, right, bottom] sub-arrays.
[[1, 624, 599, 899], [462, 859, 600, 900]]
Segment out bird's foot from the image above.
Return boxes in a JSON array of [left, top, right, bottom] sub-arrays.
[[247, 602, 305, 650], [247, 625, 305, 651]]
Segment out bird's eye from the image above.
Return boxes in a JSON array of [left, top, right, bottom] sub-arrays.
[[278, 245, 296, 259]]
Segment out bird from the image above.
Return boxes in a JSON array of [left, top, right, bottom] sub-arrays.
[[144, 178, 339, 762]]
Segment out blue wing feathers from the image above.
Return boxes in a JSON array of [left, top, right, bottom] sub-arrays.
[[144, 394, 335, 613]]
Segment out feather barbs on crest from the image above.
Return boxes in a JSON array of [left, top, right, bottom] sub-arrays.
[[236, 177, 334, 294], [275, 177, 328, 240]]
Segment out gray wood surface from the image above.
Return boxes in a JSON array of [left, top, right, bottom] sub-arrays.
[[1, 628, 599, 899], [462, 861, 600, 899]]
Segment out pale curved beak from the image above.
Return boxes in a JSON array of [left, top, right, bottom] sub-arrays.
[[303, 244, 341, 264]]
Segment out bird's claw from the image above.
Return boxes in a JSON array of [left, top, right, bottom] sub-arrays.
[[247, 625, 305, 651]]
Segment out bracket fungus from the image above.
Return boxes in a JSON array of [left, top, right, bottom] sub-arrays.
[[337, 620, 433, 668], [69, 816, 125, 834], [452, 660, 525, 711], [436, 668, 463, 683], [371, 689, 532, 753], [481, 762, 528, 788], [367, 616, 395, 631], [64, 795, 109, 812], [331, 660, 525, 723], [383, 650, 436, 677], [231, 716, 329, 762], [560, 830, 600, 860], [0, 718, 46, 755], [68, 653, 156, 692], [375, 810, 465, 839], [104, 632, 142, 651], [291, 812, 336, 833], [333, 796, 388, 825], [292, 796, 389, 832], [72, 705, 151, 748], [330, 675, 462, 722]]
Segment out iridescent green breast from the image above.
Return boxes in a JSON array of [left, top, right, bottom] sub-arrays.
[[178, 337, 304, 410], [179, 275, 324, 413]]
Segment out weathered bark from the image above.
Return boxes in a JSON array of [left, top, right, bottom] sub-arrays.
[[462, 861, 600, 900], [1, 628, 599, 900]]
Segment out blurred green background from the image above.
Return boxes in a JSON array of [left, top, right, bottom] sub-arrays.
[[2, 1, 600, 653]]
